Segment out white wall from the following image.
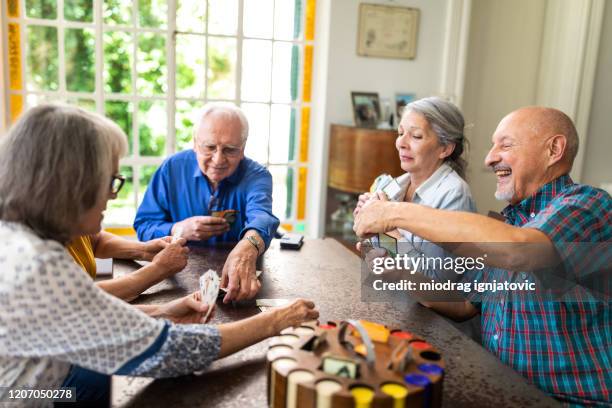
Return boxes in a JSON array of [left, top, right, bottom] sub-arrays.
[[324, 0, 448, 125], [308, 0, 450, 236], [582, 0, 612, 193], [461, 0, 548, 213]]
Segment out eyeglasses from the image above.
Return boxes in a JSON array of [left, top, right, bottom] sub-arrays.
[[110, 174, 126, 195], [197, 143, 243, 158]]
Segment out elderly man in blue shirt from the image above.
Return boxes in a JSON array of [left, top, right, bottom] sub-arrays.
[[134, 104, 279, 302]]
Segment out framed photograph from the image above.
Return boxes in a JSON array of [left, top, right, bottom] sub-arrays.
[[395, 93, 416, 119], [357, 4, 420, 60], [351, 92, 381, 128]]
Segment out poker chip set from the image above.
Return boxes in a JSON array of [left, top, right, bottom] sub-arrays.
[[266, 319, 444, 407]]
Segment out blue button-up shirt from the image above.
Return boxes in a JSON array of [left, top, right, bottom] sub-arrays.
[[134, 150, 279, 248]]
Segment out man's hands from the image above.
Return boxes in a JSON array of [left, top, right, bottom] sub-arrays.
[[353, 199, 397, 238], [221, 239, 260, 303], [151, 238, 189, 278], [171, 216, 230, 241], [153, 291, 215, 324]]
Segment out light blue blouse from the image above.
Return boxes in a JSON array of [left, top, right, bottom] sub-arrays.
[[387, 163, 477, 281]]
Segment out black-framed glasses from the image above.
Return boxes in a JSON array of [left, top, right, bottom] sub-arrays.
[[110, 174, 126, 195]]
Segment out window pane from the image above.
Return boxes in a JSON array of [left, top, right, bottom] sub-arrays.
[[274, 0, 298, 40], [104, 30, 133, 93], [269, 104, 291, 163], [139, 100, 167, 156], [207, 37, 236, 100], [241, 39, 272, 102], [27, 93, 59, 108], [269, 165, 291, 220], [27, 26, 58, 91], [208, 0, 237, 35], [137, 33, 167, 95], [26, 0, 57, 19], [138, 0, 166, 28], [106, 165, 134, 225], [66, 98, 96, 111], [177, 0, 206, 33], [271, 42, 293, 103], [105, 100, 133, 155], [242, 103, 269, 164], [243, 0, 273, 39], [176, 100, 198, 151], [65, 28, 95, 92], [104, 0, 132, 25], [176, 34, 205, 98], [64, 0, 93, 22], [138, 165, 159, 204]]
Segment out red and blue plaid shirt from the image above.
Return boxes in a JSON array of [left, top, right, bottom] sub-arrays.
[[477, 175, 611, 406]]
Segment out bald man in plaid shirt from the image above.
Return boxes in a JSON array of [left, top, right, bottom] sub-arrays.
[[354, 107, 611, 406]]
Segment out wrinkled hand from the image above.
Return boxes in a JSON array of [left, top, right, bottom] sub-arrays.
[[270, 299, 319, 333], [354, 192, 373, 216], [140, 237, 170, 261], [353, 200, 396, 238], [172, 216, 230, 241], [152, 238, 189, 278], [156, 291, 214, 324], [221, 243, 260, 303], [354, 191, 389, 216]]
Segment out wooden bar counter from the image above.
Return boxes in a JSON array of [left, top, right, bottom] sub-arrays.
[[111, 239, 558, 408]]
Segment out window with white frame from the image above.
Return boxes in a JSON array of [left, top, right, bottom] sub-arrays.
[[2, 0, 316, 233]]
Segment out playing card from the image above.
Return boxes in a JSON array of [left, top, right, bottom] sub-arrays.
[[211, 210, 238, 224], [172, 226, 184, 243], [199, 270, 220, 320], [370, 174, 393, 193], [256, 298, 292, 308], [382, 179, 402, 199], [255, 293, 291, 312], [378, 233, 398, 256]]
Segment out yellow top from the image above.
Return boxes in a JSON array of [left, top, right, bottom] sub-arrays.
[[66, 235, 96, 279]]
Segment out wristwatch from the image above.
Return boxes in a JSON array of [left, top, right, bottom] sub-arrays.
[[244, 235, 261, 255]]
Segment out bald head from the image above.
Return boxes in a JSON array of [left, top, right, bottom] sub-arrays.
[[485, 106, 579, 204], [507, 106, 579, 167]]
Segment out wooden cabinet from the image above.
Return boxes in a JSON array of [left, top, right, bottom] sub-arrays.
[[328, 124, 404, 193], [325, 124, 403, 250]]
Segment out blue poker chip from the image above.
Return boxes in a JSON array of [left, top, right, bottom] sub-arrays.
[[418, 363, 444, 375], [404, 373, 431, 387]]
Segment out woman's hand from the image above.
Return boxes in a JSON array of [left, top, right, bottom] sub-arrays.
[[154, 291, 215, 324], [151, 238, 189, 278], [140, 237, 170, 261], [269, 299, 319, 334]]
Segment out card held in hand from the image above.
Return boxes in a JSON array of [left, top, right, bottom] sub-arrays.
[[199, 269, 220, 320]]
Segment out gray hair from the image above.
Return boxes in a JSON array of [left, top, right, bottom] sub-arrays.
[[404, 96, 468, 178], [0, 104, 128, 244], [193, 103, 249, 145]]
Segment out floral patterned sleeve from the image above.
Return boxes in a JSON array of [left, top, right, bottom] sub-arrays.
[[124, 323, 221, 378]]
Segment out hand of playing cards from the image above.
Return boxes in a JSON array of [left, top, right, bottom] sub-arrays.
[[199, 270, 220, 322], [172, 216, 230, 241]]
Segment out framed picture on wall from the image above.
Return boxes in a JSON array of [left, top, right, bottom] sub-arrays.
[[395, 93, 416, 119], [357, 4, 420, 59], [351, 92, 381, 128]]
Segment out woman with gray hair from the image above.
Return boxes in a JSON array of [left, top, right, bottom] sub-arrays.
[[0, 104, 317, 405], [355, 96, 476, 280]]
